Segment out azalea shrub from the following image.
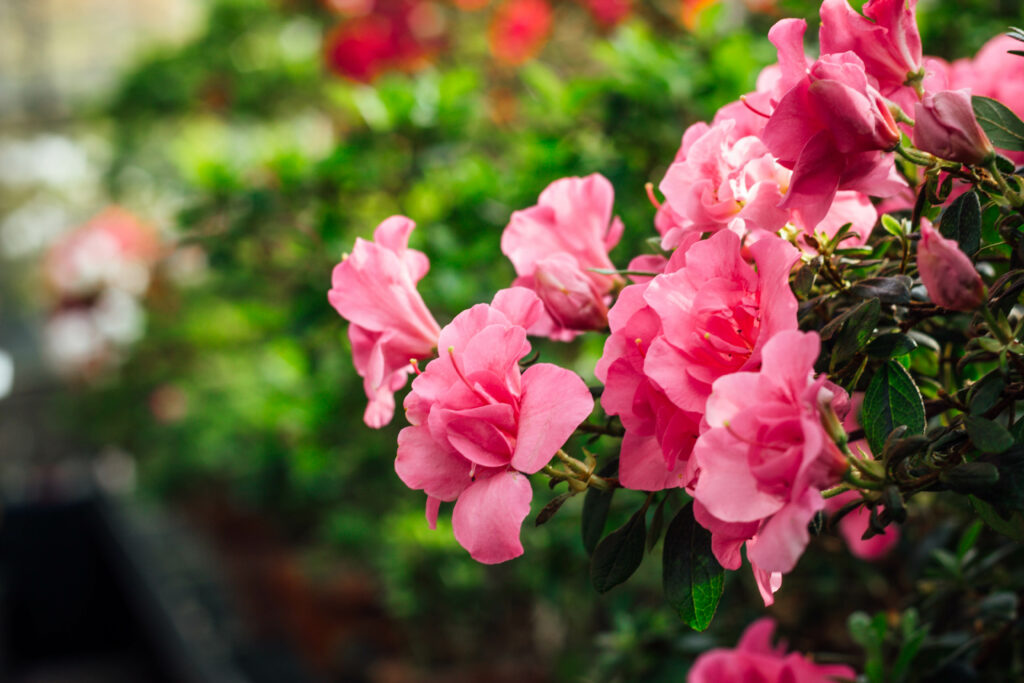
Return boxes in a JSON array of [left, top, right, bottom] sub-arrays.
[[329, 0, 1024, 679]]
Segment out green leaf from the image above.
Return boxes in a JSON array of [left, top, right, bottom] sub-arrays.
[[968, 372, 1005, 416], [863, 361, 926, 455], [970, 495, 1024, 540], [832, 298, 881, 366], [940, 461, 1000, 493], [965, 416, 1015, 454], [940, 191, 982, 255], [866, 333, 917, 359], [973, 95, 1024, 151], [647, 494, 668, 553], [662, 502, 724, 632], [590, 505, 647, 593], [849, 276, 913, 304], [956, 519, 984, 560], [880, 214, 905, 238], [581, 458, 618, 554]]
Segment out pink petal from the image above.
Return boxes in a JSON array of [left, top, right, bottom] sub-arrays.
[[746, 491, 822, 573], [618, 431, 693, 491], [426, 496, 441, 529], [451, 470, 532, 564], [512, 363, 594, 474], [395, 424, 472, 500]]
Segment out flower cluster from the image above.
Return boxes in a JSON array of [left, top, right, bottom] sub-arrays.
[[328, 0, 1024, 631]]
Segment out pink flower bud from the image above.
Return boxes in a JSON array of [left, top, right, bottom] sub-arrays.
[[913, 89, 996, 166], [917, 219, 985, 311], [532, 256, 609, 331]]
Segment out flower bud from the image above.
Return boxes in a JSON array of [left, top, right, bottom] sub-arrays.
[[532, 256, 609, 331], [917, 219, 985, 311], [913, 89, 996, 166]]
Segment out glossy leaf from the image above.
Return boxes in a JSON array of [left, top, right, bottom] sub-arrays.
[[590, 505, 647, 593], [973, 96, 1024, 151], [863, 361, 926, 455], [662, 503, 724, 632], [940, 191, 981, 256]]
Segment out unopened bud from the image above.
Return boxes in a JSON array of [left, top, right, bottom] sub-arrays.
[[913, 89, 996, 166], [917, 219, 986, 311]]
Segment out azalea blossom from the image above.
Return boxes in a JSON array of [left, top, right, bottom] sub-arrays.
[[819, 0, 923, 109], [328, 216, 442, 428], [761, 18, 905, 229], [688, 617, 857, 682], [692, 330, 850, 604], [501, 174, 624, 338], [395, 288, 593, 563], [641, 230, 800, 415], [595, 235, 703, 491]]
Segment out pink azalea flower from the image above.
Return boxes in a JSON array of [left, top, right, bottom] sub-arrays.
[[595, 237, 703, 491], [659, 119, 791, 239], [692, 330, 850, 604], [688, 617, 857, 682], [501, 174, 625, 337], [762, 19, 905, 229], [328, 216, 442, 428], [917, 218, 985, 311], [819, 0, 923, 108], [395, 288, 594, 563], [641, 230, 800, 415]]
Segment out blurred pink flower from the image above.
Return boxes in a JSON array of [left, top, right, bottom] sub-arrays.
[[917, 218, 985, 311], [501, 174, 624, 338], [328, 216, 442, 428], [692, 331, 850, 604], [395, 288, 594, 563], [46, 207, 162, 298], [688, 617, 857, 682]]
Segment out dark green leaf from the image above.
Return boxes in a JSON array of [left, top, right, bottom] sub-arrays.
[[970, 495, 1024, 540], [832, 298, 881, 365], [863, 361, 926, 455], [535, 492, 574, 526], [866, 333, 917, 358], [940, 461, 1000, 493], [590, 505, 647, 593], [973, 95, 1024, 151], [647, 495, 668, 553], [662, 503, 724, 632], [940, 191, 981, 255], [968, 372, 1005, 416], [792, 264, 817, 298], [849, 276, 912, 304], [581, 458, 618, 554], [965, 416, 1014, 453]]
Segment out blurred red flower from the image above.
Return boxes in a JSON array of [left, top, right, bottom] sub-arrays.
[[583, 0, 631, 28], [323, 0, 444, 82], [488, 0, 552, 66]]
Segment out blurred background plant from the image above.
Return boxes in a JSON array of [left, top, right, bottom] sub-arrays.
[[1, 0, 1023, 681]]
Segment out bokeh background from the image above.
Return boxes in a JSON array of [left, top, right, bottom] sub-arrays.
[[1, 0, 1023, 681]]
